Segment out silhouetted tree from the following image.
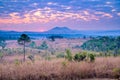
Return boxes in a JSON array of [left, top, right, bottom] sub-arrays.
[[48, 35, 63, 41], [48, 36, 55, 41], [18, 34, 31, 62]]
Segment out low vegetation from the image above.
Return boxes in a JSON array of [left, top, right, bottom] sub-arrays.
[[65, 49, 73, 61], [74, 51, 95, 62], [0, 57, 120, 80], [0, 34, 120, 80]]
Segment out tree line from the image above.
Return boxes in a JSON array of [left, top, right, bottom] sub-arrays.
[[81, 36, 120, 56]]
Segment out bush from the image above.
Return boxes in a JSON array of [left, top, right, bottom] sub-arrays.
[[61, 61, 67, 67], [38, 41, 48, 50], [65, 49, 73, 61], [29, 41, 36, 48], [74, 52, 95, 62], [74, 53, 80, 61], [74, 52, 86, 62], [14, 59, 20, 66], [88, 53, 95, 62]]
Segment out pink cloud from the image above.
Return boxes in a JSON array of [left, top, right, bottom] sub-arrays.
[[0, 8, 111, 24], [95, 11, 113, 18]]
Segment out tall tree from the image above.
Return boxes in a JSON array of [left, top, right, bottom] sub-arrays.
[[18, 34, 31, 61]]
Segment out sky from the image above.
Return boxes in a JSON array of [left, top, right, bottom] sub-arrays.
[[0, 0, 120, 32]]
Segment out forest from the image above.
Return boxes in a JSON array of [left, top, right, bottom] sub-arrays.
[[81, 36, 120, 56]]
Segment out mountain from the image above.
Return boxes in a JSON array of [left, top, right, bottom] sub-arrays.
[[43, 27, 80, 34], [44, 27, 120, 36], [0, 27, 120, 40]]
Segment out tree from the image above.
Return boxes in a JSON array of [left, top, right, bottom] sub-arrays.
[[48, 36, 55, 41], [81, 36, 120, 56], [38, 41, 49, 60], [18, 34, 31, 62], [0, 39, 6, 49], [29, 41, 36, 48], [48, 35, 63, 42], [38, 41, 48, 50]]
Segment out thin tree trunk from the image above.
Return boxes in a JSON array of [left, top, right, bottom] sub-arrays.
[[23, 41, 25, 62]]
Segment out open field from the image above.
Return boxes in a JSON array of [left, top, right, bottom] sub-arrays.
[[5, 39, 86, 52], [1, 39, 87, 59], [0, 57, 120, 80], [0, 39, 120, 80]]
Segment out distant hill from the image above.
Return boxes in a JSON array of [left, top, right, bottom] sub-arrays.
[[44, 27, 120, 36], [0, 27, 120, 40], [43, 27, 80, 34]]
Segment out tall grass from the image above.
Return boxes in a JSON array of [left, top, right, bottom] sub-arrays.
[[0, 57, 120, 80]]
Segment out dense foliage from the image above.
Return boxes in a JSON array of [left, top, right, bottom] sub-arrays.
[[74, 52, 95, 62], [81, 36, 120, 55], [74, 52, 86, 61]]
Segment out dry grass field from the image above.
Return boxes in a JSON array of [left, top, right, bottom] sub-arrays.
[[0, 39, 120, 80], [0, 57, 120, 80], [6, 39, 86, 52]]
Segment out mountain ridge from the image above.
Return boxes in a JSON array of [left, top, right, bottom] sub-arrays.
[[43, 27, 80, 34], [0, 27, 120, 33], [0, 27, 120, 38]]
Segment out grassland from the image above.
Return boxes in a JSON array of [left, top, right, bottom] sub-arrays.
[[0, 57, 120, 80], [0, 39, 120, 80]]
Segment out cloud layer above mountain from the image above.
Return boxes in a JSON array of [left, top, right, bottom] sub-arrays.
[[0, 0, 120, 31]]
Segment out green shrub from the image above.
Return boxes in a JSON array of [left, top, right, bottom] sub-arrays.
[[74, 53, 80, 61], [88, 53, 95, 62], [74, 52, 86, 62], [74, 52, 95, 62], [65, 49, 73, 61], [38, 41, 48, 50], [61, 61, 67, 67], [14, 59, 20, 66], [29, 41, 36, 48]]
